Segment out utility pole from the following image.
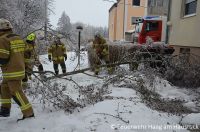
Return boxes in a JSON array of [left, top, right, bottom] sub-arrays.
[[123, 0, 128, 41], [44, 0, 48, 42], [123, 0, 126, 40], [166, 0, 171, 44]]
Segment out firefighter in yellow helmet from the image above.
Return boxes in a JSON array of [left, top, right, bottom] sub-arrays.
[[92, 32, 113, 75], [0, 18, 34, 120], [48, 37, 67, 75], [23, 33, 43, 83]]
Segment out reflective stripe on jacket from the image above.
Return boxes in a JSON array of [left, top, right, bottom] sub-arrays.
[[48, 43, 66, 64], [24, 42, 40, 69], [0, 31, 25, 81], [93, 37, 109, 57], [2, 70, 25, 79]]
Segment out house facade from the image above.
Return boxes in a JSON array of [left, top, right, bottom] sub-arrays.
[[109, 3, 118, 41], [147, 0, 169, 16], [109, 0, 147, 41], [168, 0, 200, 56]]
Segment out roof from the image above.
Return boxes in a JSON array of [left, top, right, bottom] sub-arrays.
[[143, 16, 167, 20], [109, 3, 117, 12]]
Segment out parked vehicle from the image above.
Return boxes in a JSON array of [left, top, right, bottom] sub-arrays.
[[134, 16, 167, 44], [130, 16, 175, 70]]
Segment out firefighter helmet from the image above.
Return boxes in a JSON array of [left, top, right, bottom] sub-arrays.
[[54, 36, 61, 43], [27, 33, 36, 41], [0, 18, 13, 30]]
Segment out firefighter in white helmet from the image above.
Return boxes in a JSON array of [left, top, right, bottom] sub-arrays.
[[0, 18, 34, 120]]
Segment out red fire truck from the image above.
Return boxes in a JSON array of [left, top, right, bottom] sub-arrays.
[[134, 16, 167, 44]]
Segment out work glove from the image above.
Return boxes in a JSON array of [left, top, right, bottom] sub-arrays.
[[48, 55, 52, 62], [64, 54, 67, 61]]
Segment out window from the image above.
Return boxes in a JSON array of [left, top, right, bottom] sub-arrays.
[[148, 0, 156, 7], [131, 17, 140, 25], [148, 0, 152, 6], [133, 0, 140, 6], [156, 0, 163, 6], [145, 21, 159, 31], [184, 0, 197, 16]]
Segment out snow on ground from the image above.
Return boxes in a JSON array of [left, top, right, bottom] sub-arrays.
[[152, 77, 200, 112], [181, 113, 200, 125], [0, 52, 200, 132]]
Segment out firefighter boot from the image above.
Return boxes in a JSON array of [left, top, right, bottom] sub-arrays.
[[55, 71, 59, 75], [95, 72, 98, 75], [17, 114, 35, 122], [38, 64, 44, 72], [94, 67, 100, 75], [62, 70, 66, 74], [0, 107, 10, 117]]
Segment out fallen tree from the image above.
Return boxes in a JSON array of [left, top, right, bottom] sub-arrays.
[[26, 47, 200, 115]]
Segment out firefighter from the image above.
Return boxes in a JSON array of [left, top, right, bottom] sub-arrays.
[[23, 33, 44, 83], [0, 18, 34, 120], [48, 37, 67, 75], [92, 32, 113, 75]]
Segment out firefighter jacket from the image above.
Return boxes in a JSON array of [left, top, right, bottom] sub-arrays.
[[24, 42, 40, 69], [0, 31, 25, 81], [48, 43, 67, 64], [92, 37, 109, 59]]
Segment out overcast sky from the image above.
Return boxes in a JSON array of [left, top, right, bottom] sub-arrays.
[[49, 0, 114, 28]]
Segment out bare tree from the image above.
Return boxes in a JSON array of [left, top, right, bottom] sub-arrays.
[[0, 0, 54, 37]]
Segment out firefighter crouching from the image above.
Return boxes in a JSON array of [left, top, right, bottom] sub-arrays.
[[92, 32, 113, 75], [48, 38, 67, 75], [23, 33, 43, 84], [0, 18, 34, 120]]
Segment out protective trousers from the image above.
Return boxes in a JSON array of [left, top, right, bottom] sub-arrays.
[[0, 80, 34, 117], [94, 55, 113, 75], [53, 62, 66, 75]]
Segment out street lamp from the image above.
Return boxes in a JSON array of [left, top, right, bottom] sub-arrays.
[[76, 25, 83, 69]]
